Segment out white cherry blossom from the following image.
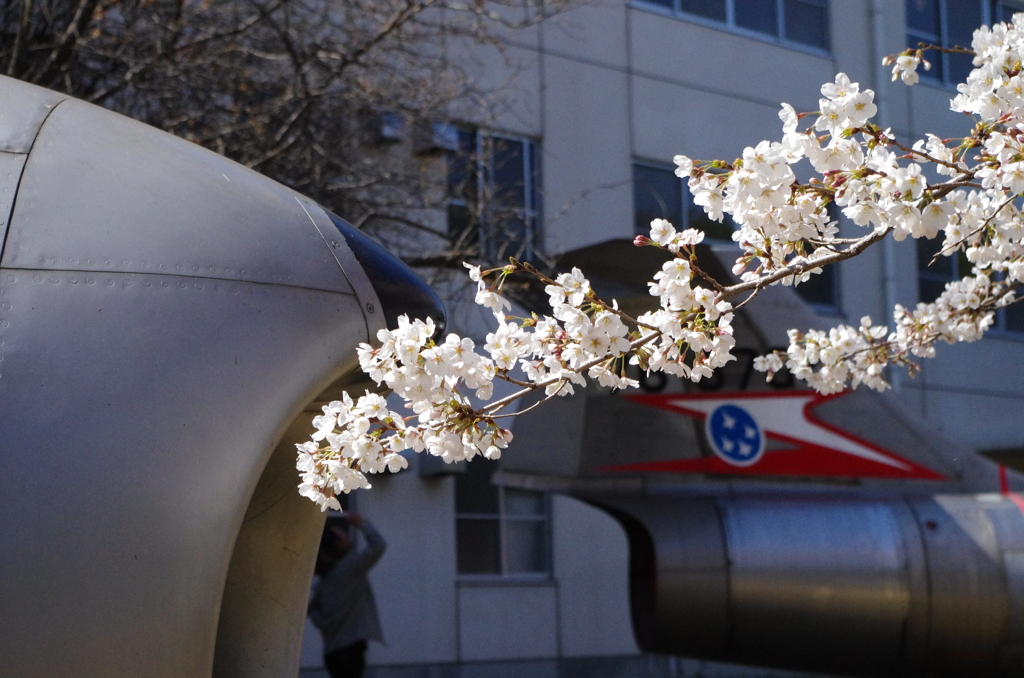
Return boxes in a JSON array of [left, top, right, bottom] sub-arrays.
[[298, 15, 1024, 508]]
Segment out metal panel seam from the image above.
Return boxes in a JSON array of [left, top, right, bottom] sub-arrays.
[[0, 97, 67, 264], [0, 266, 358, 296], [0, 153, 27, 270], [895, 497, 932, 669], [295, 197, 384, 342], [711, 495, 734, 654]]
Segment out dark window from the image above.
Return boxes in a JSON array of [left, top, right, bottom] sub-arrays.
[[455, 458, 550, 577], [907, 0, 1022, 87], [917, 237, 1024, 333], [736, 0, 779, 36], [680, 0, 726, 21], [917, 236, 959, 303], [946, 2, 983, 84], [1004, 294, 1024, 332], [634, 163, 683, 235], [633, 162, 838, 308], [447, 130, 541, 263], [633, 162, 736, 242], [796, 204, 840, 310], [785, 0, 829, 49], [638, 0, 829, 52], [796, 260, 837, 308]]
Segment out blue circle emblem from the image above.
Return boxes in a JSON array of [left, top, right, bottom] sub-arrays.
[[705, 403, 764, 467]]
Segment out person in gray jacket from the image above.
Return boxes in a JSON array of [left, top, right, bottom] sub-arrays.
[[309, 512, 386, 678]]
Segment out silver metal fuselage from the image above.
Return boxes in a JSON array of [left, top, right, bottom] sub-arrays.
[[0, 75, 438, 677], [8, 74, 1024, 678], [507, 285, 1024, 677]]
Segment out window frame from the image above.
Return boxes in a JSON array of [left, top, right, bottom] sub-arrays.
[[907, 0, 1024, 89], [632, 0, 831, 57], [447, 128, 542, 264], [633, 160, 685, 237], [633, 160, 840, 312], [632, 159, 740, 243], [454, 459, 553, 581], [917, 236, 1024, 337]]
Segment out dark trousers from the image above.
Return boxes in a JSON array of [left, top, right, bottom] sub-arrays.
[[324, 640, 368, 678]]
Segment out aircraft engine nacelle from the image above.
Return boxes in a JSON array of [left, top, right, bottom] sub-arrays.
[[0, 76, 442, 677], [600, 493, 1024, 677]]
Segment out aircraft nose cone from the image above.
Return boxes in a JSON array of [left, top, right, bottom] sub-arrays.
[[326, 211, 446, 335]]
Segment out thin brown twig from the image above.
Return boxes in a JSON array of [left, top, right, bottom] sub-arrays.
[[931, 193, 1016, 265]]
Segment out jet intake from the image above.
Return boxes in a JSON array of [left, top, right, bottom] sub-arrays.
[[597, 493, 1024, 677], [0, 74, 444, 678]]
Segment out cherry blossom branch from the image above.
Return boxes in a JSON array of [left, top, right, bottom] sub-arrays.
[[294, 15, 1024, 508], [723, 225, 892, 299], [932, 193, 1017, 264], [476, 329, 663, 416]]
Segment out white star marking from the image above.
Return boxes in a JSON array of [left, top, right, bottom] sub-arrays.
[[669, 395, 911, 471]]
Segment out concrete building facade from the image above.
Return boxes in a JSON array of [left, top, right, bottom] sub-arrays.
[[301, 1, 1024, 675]]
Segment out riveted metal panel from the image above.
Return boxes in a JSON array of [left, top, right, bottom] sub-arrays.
[[647, 497, 729, 657], [295, 196, 384, 341], [4, 98, 351, 294], [212, 412, 326, 678], [0, 75, 66, 153], [891, 498, 932, 673], [0, 152, 26, 259], [985, 495, 1024, 552], [913, 495, 1008, 676], [0, 271, 366, 677], [594, 496, 729, 658], [999, 552, 1024, 676], [978, 496, 1024, 677], [721, 497, 911, 675], [597, 492, 1024, 677]]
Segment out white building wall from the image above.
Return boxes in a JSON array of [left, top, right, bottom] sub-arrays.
[[305, 0, 1024, 671], [542, 51, 634, 252], [552, 495, 637, 657], [543, 0, 629, 67], [362, 470, 460, 666], [300, 466, 637, 669], [458, 585, 559, 660], [628, 9, 831, 111]]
